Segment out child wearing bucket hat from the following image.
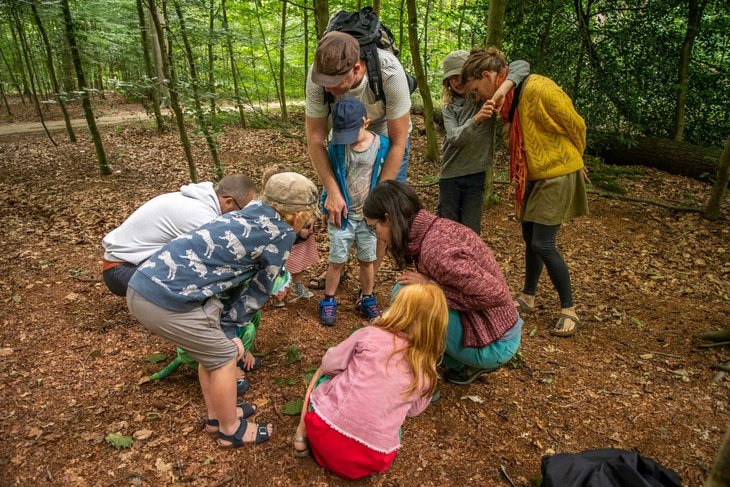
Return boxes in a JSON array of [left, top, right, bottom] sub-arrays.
[[318, 97, 391, 326], [126, 171, 318, 448], [439, 50, 530, 235]]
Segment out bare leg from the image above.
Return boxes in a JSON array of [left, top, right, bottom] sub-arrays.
[[373, 237, 386, 274], [200, 359, 238, 435], [359, 260, 374, 296], [293, 367, 324, 453], [324, 262, 344, 297]]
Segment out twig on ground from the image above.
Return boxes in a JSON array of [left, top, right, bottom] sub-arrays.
[[211, 475, 233, 487], [699, 341, 730, 348], [500, 464, 517, 487], [646, 351, 683, 359]]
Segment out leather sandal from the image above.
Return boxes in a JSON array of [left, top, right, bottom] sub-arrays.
[[292, 435, 310, 457], [217, 420, 272, 448], [513, 296, 535, 314], [205, 403, 258, 434], [550, 314, 580, 337]]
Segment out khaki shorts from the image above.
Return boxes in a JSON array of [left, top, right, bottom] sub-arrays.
[[127, 288, 237, 370]]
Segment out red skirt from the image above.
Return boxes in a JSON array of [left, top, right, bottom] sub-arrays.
[[286, 236, 319, 275], [304, 410, 397, 480]]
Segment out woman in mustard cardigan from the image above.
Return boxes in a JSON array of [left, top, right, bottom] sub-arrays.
[[461, 47, 588, 338]]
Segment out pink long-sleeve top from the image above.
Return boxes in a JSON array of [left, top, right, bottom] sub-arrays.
[[309, 325, 432, 454]]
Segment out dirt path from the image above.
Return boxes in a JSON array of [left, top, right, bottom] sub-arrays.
[[0, 111, 156, 137]]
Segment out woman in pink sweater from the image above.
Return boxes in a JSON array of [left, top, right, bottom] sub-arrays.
[[292, 283, 448, 479], [363, 180, 524, 385]]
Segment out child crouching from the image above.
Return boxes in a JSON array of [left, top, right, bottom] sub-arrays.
[[292, 283, 448, 479]]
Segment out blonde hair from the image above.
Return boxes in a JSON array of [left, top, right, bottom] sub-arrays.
[[375, 283, 448, 398], [440, 81, 455, 106], [461, 46, 507, 84]]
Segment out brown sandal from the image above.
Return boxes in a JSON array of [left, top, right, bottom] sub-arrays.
[[550, 314, 580, 337], [513, 296, 535, 314]]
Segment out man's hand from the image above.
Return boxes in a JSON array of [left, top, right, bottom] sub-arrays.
[[240, 351, 256, 370], [324, 191, 347, 228]]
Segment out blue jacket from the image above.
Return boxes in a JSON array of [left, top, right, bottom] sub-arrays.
[[322, 134, 390, 227], [128, 200, 295, 334]]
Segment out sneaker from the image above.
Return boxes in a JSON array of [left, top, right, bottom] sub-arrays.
[[359, 294, 381, 319], [289, 282, 314, 302], [236, 378, 250, 395], [443, 366, 492, 385], [319, 298, 337, 326]]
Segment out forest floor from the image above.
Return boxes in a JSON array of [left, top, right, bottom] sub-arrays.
[[0, 95, 728, 486]]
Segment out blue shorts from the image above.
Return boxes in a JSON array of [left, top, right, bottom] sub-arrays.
[[395, 138, 410, 182], [327, 219, 376, 264]]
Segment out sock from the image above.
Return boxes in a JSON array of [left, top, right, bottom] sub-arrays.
[[324, 295, 336, 302]]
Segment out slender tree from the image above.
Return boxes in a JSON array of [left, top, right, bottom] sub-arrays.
[[704, 135, 730, 221], [5, 12, 32, 103], [303, 0, 309, 97], [11, 1, 57, 146], [313, 0, 328, 39], [207, 0, 217, 116], [31, 0, 76, 142], [255, 1, 283, 114], [673, 0, 707, 141], [482, 0, 506, 206], [0, 82, 12, 115], [406, 0, 438, 162], [278, 0, 288, 122], [60, 0, 110, 174], [148, 0, 197, 182], [0, 45, 24, 101], [136, 0, 164, 131], [221, 0, 247, 127], [173, 0, 223, 178]]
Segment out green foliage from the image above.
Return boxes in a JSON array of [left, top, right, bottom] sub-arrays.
[[282, 398, 303, 415], [104, 433, 133, 449], [285, 344, 302, 365], [586, 157, 645, 194], [145, 353, 167, 364], [274, 377, 296, 386]]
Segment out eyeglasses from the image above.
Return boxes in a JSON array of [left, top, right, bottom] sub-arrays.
[[225, 196, 242, 211], [366, 220, 378, 232]]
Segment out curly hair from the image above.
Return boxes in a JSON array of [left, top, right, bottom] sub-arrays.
[[460, 46, 507, 85]]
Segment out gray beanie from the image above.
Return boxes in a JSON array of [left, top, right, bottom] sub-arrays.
[[442, 50, 469, 80]]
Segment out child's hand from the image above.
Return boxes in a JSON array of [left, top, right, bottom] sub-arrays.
[[240, 351, 256, 370], [299, 227, 312, 239], [232, 337, 244, 360], [396, 270, 430, 286], [474, 100, 496, 125]]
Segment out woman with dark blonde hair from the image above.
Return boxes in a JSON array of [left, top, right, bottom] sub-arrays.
[[461, 47, 588, 338]]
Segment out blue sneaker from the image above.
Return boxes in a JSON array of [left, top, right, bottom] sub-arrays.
[[319, 298, 337, 326], [359, 294, 380, 319]]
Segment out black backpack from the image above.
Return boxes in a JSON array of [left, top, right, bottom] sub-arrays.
[[323, 7, 417, 105]]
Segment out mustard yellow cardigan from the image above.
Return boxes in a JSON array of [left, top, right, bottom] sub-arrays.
[[518, 75, 586, 181]]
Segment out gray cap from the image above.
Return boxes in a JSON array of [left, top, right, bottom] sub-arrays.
[[442, 50, 469, 80]]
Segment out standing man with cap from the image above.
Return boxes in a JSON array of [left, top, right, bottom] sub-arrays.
[[317, 97, 390, 326], [126, 172, 320, 448], [305, 30, 411, 289]]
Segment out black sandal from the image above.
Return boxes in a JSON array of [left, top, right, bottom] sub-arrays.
[[217, 420, 272, 448], [205, 403, 258, 434]]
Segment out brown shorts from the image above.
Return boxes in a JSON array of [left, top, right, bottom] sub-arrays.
[[126, 288, 237, 370]]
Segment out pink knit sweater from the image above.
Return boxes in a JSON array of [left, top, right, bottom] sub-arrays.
[[407, 210, 518, 347], [310, 326, 432, 454]]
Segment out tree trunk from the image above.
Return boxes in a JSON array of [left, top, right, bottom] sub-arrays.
[[255, 1, 282, 114], [704, 424, 730, 487], [148, 0, 197, 182], [589, 132, 723, 181], [482, 0, 506, 207], [704, 135, 730, 221], [221, 0, 246, 128], [221, 0, 247, 128], [398, 0, 405, 54], [279, 0, 288, 123], [148, 1, 169, 102], [303, 0, 309, 98], [6, 15, 32, 103], [60, 0, 109, 174], [457, 0, 466, 50], [135, 0, 164, 131], [0, 82, 12, 116], [31, 0, 76, 142], [0, 45, 24, 102], [535, 0, 559, 73], [406, 0, 438, 162], [673, 0, 706, 141], [372, 0, 381, 16], [12, 1, 57, 146], [314, 0, 329, 40], [207, 0, 217, 117], [174, 0, 222, 179]]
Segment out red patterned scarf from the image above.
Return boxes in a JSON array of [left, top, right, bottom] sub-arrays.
[[499, 79, 528, 219]]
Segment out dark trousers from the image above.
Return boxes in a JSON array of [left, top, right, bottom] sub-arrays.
[[103, 263, 138, 297], [438, 172, 486, 235], [521, 222, 573, 308]]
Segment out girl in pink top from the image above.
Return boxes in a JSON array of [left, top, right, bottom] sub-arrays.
[[292, 283, 448, 479]]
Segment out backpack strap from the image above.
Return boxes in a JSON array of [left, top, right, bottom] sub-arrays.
[[508, 75, 530, 123]]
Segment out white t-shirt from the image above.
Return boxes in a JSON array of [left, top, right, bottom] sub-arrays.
[[305, 49, 412, 136]]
